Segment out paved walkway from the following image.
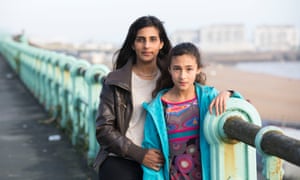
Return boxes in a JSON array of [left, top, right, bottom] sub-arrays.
[[0, 55, 97, 180]]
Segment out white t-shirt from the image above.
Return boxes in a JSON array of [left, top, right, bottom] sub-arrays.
[[125, 71, 160, 146]]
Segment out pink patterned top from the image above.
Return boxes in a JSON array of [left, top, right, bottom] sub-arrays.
[[162, 97, 202, 180]]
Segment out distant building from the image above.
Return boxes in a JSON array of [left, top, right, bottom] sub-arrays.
[[170, 30, 200, 45], [199, 24, 254, 53], [254, 25, 299, 51], [79, 51, 113, 69]]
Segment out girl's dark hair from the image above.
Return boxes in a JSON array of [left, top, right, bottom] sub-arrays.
[[113, 15, 172, 70], [153, 42, 206, 97]]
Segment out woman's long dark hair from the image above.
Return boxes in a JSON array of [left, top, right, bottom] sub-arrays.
[[113, 15, 172, 70], [153, 42, 206, 97]]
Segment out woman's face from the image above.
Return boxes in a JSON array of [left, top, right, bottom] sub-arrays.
[[132, 26, 164, 64], [169, 54, 201, 92]]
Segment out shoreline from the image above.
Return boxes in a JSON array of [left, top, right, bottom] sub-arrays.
[[204, 64, 300, 124]]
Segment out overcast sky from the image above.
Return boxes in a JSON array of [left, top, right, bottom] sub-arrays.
[[1, 0, 299, 44]]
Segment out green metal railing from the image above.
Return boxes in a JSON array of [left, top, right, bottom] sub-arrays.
[[204, 98, 299, 180], [1, 35, 299, 179], [0, 35, 110, 164]]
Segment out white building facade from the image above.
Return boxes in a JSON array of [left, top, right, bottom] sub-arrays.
[[254, 25, 299, 51], [199, 24, 254, 53], [170, 30, 200, 45]]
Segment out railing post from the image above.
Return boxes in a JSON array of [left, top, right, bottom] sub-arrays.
[[85, 64, 110, 163], [38, 52, 50, 105], [69, 60, 90, 145], [49, 55, 61, 119], [43, 53, 56, 111], [255, 126, 284, 180], [204, 98, 261, 180], [59, 56, 76, 128]]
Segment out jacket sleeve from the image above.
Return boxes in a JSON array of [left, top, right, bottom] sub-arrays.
[[95, 83, 147, 162], [142, 112, 161, 149], [142, 111, 165, 179], [226, 89, 244, 99], [207, 86, 244, 103]]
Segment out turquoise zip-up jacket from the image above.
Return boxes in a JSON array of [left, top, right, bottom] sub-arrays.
[[142, 83, 243, 180]]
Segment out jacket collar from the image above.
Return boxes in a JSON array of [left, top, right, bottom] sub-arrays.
[[104, 58, 133, 91]]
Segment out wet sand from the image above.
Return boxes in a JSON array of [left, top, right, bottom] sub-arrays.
[[204, 64, 300, 123]]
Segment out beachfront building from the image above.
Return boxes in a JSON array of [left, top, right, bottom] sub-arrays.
[[198, 24, 254, 53], [254, 25, 299, 51], [170, 29, 200, 45]]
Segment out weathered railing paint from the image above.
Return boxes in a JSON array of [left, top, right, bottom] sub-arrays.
[[223, 117, 300, 166], [204, 98, 261, 180]]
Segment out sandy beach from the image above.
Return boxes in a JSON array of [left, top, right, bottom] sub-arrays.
[[204, 64, 300, 124]]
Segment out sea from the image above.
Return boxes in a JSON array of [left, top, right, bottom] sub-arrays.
[[235, 61, 300, 80], [234, 61, 300, 179]]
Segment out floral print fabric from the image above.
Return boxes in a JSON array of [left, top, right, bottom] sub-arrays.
[[163, 97, 202, 180]]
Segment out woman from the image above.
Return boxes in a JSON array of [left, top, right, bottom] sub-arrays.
[[142, 42, 243, 180], [94, 15, 171, 180]]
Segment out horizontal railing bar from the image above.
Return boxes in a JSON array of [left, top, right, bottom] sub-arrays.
[[223, 117, 300, 166]]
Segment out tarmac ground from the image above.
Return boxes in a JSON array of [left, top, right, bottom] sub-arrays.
[[0, 55, 97, 180]]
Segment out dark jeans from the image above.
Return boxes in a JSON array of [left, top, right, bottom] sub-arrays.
[[98, 156, 143, 180]]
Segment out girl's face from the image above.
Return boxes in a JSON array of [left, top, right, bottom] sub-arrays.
[[132, 26, 164, 64], [169, 54, 201, 92]]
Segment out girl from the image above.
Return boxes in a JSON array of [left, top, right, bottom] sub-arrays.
[[142, 42, 243, 180]]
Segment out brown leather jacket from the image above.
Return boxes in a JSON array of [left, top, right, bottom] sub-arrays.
[[93, 59, 148, 168]]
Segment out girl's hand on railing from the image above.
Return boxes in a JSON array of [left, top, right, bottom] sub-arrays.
[[209, 90, 231, 116]]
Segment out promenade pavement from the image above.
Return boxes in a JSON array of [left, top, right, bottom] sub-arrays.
[[0, 55, 97, 180]]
